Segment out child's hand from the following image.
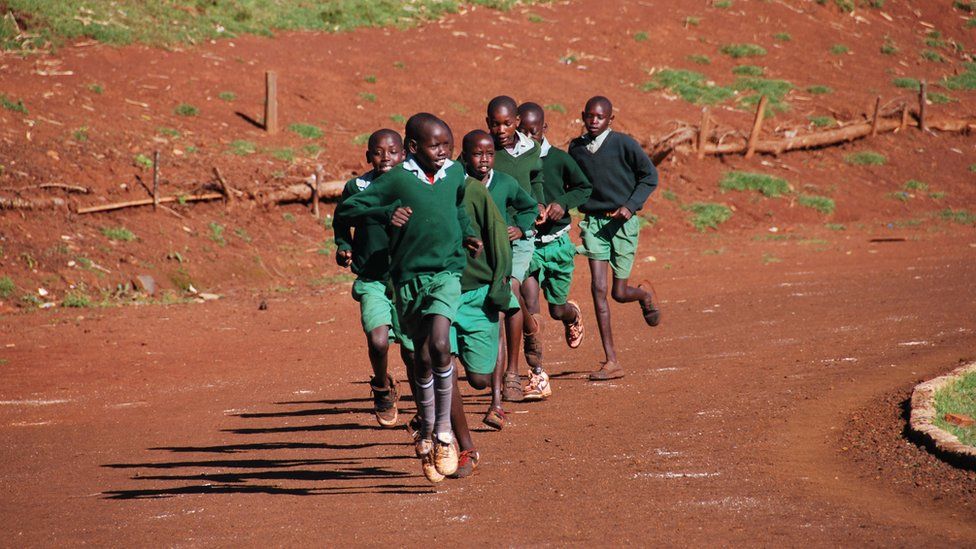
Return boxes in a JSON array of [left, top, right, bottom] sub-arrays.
[[608, 206, 633, 221], [545, 202, 566, 222], [507, 226, 524, 242], [391, 206, 413, 227], [535, 203, 546, 225], [335, 249, 352, 268], [464, 237, 484, 258]]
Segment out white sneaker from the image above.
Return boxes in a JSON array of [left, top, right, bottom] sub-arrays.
[[523, 371, 552, 401]]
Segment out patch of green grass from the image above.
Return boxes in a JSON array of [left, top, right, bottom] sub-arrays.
[[158, 127, 181, 139], [684, 16, 701, 26], [359, 91, 377, 103], [844, 151, 886, 166], [545, 103, 566, 114], [101, 226, 135, 242], [887, 191, 911, 202], [939, 208, 976, 225], [970, 164, 976, 173], [826, 223, 846, 231], [234, 228, 252, 242], [928, 92, 955, 104], [282, 212, 296, 223], [959, 1, 976, 13], [798, 194, 835, 214], [62, 291, 91, 308], [892, 77, 920, 90], [921, 49, 945, 63], [87, 83, 104, 94], [218, 91, 236, 101], [904, 179, 929, 192], [352, 133, 371, 145], [830, 44, 849, 55], [302, 144, 322, 156], [288, 123, 323, 139], [762, 252, 782, 264], [880, 38, 898, 55], [661, 189, 678, 201], [773, 32, 791, 42], [934, 371, 976, 447], [134, 154, 153, 169], [688, 54, 711, 65], [924, 30, 946, 49], [208, 222, 226, 246], [389, 113, 406, 124], [0, 276, 14, 299], [72, 127, 89, 142], [720, 43, 767, 58], [270, 148, 295, 162], [720, 171, 790, 197], [633, 31, 648, 42], [641, 69, 734, 105], [732, 65, 764, 76], [967, 17, 976, 28], [806, 85, 833, 95], [733, 77, 793, 113], [686, 202, 733, 231], [942, 62, 976, 91], [809, 115, 837, 128], [364, 74, 377, 83], [526, 12, 544, 23], [1, 94, 28, 114], [317, 239, 337, 255], [174, 103, 198, 117], [714, 0, 732, 8], [228, 140, 256, 156], [929, 191, 947, 200]]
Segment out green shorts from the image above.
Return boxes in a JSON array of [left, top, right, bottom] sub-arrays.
[[449, 285, 500, 375], [511, 236, 535, 282], [579, 214, 642, 280], [395, 272, 462, 346], [351, 278, 412, 352], [527, 232, 577, 306]]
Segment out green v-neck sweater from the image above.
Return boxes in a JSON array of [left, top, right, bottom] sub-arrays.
[[334, 172, 390, 281], [461, 177, 514, 311], [494, 143, 546, 204], [568, 131, 658, 215], [537, 145, 592, 236]]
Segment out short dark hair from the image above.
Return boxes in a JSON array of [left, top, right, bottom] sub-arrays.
[[405, 112, 450, 143], [585, 95, 613, 113], [462, 129, 492, 152], [367, 128, 402, 149], [518, 101, 544, 122], [487, 95, 518, 117]]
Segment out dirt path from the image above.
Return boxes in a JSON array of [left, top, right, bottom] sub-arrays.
[[1, 227, 974, 545]]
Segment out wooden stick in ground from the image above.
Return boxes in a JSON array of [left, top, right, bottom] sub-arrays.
[[870, 96, 881, 137], [745, 95, 768, 159], [900, 103, 910, 132], [212, 166, 236, 203], [919, 80, 928, 132], [152, 150, 160, 212], [265, 71, 278, 135], [312, 165, 323, 219], [77, 192, 224, 215], [697, 107, 711, 160]]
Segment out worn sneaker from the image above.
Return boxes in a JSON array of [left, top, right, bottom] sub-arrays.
[[433, 436, 459, 476], [638, 282, 661, 327], [370, 375, 399, 428], [502, 372, 524, 402], [588, 361, 625, 381], [417, 438, 444, 483], [407, 414, 423, 452], [564, 300, 584, 349], [449, 450, 480, 479], [523, 370, 552, 401], [523, 314, 544, 369]]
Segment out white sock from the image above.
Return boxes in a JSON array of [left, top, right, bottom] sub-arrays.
[[416, 375, 435, 438]]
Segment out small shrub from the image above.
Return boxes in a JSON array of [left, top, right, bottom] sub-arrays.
[[174, 103, 199, 116], [271, 148, 294, 162], [62, 291, 91, 308], [720, 171, 790, 197], [720, 43, 767, 58], [887, 191, 910, 202], [844, 151, 886, 166], [0, 276, 14, 299], [880, 39, 898, 55], [714, 0, 732, 8], [798, 194, 835, 214], [289, 123, 323, 139], [686, 202, 733, 231], [72, 127, 89, 142], [830, 44, 849, 55], [158, 127, 181, 139], [925, 31, 946, 49], [234, 228, 252, 242], [661, 189, 678, 201], [929, 191, 947, 199], [527, 13, 544, 23], [834, 0, 855, 12], [684, 16, 701, 26], [0, 94, 28, 114], [218, 91, 236, 101], [806, 85, 833, 95], [732, 65, 764, 76], [101, 226, 136, 241], [921, 50, 945, 63]]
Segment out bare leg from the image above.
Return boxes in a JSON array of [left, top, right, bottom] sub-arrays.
[[450, 369, 475, 453], [522, 275, 542, 316], [610, 277, 651, 305], [504, 308, 524, 378], [588, 259, 617, 364], [366, 326, 391, 388]]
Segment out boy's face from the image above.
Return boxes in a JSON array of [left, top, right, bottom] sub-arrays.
[[518, 112, 546, 142], [366, 135, 405, 174], [487, 107, 519, 148], [408, 123, 452, 175], [582, 103, 613, 138], [462, 136, 495, 180]]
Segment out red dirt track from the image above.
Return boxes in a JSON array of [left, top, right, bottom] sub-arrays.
[[2, 0, 976, 545]]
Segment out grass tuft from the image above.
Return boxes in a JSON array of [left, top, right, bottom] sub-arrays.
[[1, 94, 28, 114], [62, 291, 91, 308], [641, 69, 734, 105], [686, 202, 733, 231], [798, 194, 835, 214], [288, 123, 323, 139], [228, 140, 256, 156], [809, 115, 836, 128], [720, 43, 767, 58], [942, 62, 976, 90], [934, 371, 976, 447], [218, 91, 236, 102], [0, 276, 14, 299], [174, 103, 199, 116], [100, 226, 136, 241], [844, 151, 886, 166], [830, 44, 849, 55], [806, 85, 833, 95], [732, 65, 764, 76], [939, 208, 976, 225], [719, 171, 790, 197]]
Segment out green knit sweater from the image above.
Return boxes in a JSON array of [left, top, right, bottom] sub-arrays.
[[537, 145, 592, 236], [333, 171, 390, 281], [486, 170, 538, 233], [335, 161, 475, 285], [569, 131, 658, 215], [494, 139, 546, 204], [461, 177, 513, 311]]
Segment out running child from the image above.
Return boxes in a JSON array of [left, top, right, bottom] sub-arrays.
[[334, 129, 410, 428], [484, 95, 550, 400], [517, 102, 592, 387], [568, 96, 661, 381], [336, 113, 482, 482], [457, 129, 535, 431]]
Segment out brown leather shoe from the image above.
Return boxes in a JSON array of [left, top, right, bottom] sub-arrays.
[[588, 361, 625, 381]]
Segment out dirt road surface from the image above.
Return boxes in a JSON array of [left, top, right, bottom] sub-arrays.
[[2, 227, 974, 546]]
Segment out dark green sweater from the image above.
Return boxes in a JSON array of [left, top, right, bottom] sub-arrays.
[[537, 145, 592, 236], [334, 171, 390, 281], [568, 131, 658, 215], [486, 170, 538, 233], [335, 161, 475, 285], [461, 177, 513, 311], [494, 139, 546, 204]]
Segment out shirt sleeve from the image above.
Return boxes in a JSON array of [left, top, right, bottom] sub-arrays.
[[334, 179, 400, 225], [510, 182, 540, 233], [557, 153, 592, 211], [333, 181, 355, 252], [623, 138, 659, 214]]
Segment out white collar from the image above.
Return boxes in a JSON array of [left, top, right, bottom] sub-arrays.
[[483, 169, 495, 189], [585, 128, 612, 153], [354, 170, 377, 191], [539, 136, 552, 158], [505, 131, 535, 158], [402, 155, 455, 183]]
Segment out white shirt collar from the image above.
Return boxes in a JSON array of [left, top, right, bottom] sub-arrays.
[[505, 131, 535, 158], [539, 136, 552, 158], [402, 155, 455, 183], [354, 170, 376, 191], [585, 128, 612, 153], [483, 169, 495, 189]]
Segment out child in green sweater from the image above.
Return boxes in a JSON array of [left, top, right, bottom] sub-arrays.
[[517, 102, 592, 387], [568, 96, 660, 382], [485, 95, 549, 400], [459, 130, 536, 431], [335, 113, 481, 483], [334, 129, 410, 429]]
